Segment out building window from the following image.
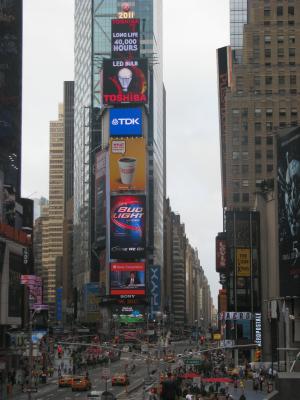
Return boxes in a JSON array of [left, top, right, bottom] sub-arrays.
[[279, 108, 286, 116], [289, 35, 296, 44], [255, 136, 262, 145], [266, 89, 273, 95], [278, 75, 285, 85], [232, 151, 239, 160], [278, 36, 284, 44], [242, 151, 248, 160], [232, 165, 239, 176], [254, 77, 260, 87], [255, 108, 262, 117], [290, 75, 297, 84], [242, 164, 249, 174], [242, 193, 250, 202], [291, 108, 298, 116], [241, 136, 248, 145], [255, 150, 262, 159], [266, 136, 273, 145], [233, 137, 239, 146], [264, 48, 271, 58], [279, 121, 287, 128], [256, 164, 262, 173], [255, 122, 262, 132], [288, 20, 295, 26], [277, 48, 284, 58], [291, 121, 298, 127], [232, 181, 240, 190], [290, 88, 297, 94], [233, 193, 240, 203], [266, 108, 273, 117], [279, 89, 286, 95], [267, 164, 273, 173], [266, 121, 273, 131], [267, 149, 273, 159], [242, 180, 249, 187], [288, 6, 295, 16], [264, 35, 271, 44], [277, 21, 284, 27], [289, 48, 296, 57], [232, 109, 240, 115], [277, 6, 283, 16], [265, 76, 272, 85]]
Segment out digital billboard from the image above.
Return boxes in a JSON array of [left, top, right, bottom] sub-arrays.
[[110, 107, 142, 137], [111, 18, 140, 59], [216, 234, 227, 272], [110, 262, 145, 296], [110, 138, 146, 192], [278, 129, 300, 296], [84, 283, 101, 322], [102, 59, 148, 105], [236, 248, 251, 277], [110, 195, 145, 259], [20, 275, 43, 309]]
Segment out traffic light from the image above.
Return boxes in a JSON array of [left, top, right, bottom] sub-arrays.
[[254, 349, 261, 362]]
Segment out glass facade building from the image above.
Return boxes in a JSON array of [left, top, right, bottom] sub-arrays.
[[74, 1, 165, 291], [0, 0, 23, 195], [230, 0, 248, 63]]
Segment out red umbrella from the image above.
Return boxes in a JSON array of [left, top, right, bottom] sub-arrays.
[[202, 377, 233, 383], [180, 372, 201, 379]]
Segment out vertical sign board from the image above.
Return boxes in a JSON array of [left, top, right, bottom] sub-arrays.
[[111, 18, 140, 59], [21, 275, 43, 308], [278, 130, 300, 296], [149, 266, 161, 313], [236, 248, 251, 277], [216, 235, 227, 272], [84, 283, 100, 323], [255, 313, 262, 347], [95, 151, 107, 245], [56, 287, 63, 322]]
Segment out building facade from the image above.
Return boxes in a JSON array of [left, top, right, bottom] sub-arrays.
[[73, 1, 165, 311]]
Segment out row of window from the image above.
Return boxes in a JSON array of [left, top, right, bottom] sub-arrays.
[[264, 48, 296, 57], [233, 192, 250, 203], [232, 164, 273, 175], [264, 6, 295, 17], [232, 149, 273, 160], [233, 108, 298, 117], [263, 20, 295, 27], [233, 136, 273, 145], [263, 35, 295, 45]]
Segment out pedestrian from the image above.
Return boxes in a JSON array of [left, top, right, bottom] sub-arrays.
[[160, 372, 178, 400], [259, 374, 264, 391], [239, 395, 246, 400], [186, 393, 193, 400]]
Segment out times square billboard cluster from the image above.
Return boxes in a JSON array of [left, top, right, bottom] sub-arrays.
[[95, 10, 149, 321]]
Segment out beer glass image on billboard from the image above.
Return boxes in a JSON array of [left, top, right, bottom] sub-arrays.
[[110, 262, 145, 296], [110, 138, 146, 192], [110, 195, 145, 259]]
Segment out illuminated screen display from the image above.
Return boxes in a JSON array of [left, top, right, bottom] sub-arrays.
[[110, 262, 145, 296]]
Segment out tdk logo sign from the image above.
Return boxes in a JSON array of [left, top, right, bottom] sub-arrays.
[[110, 107, 142, 137]]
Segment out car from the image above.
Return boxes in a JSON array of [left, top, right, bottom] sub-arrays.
[[71, 376, 91, 391], [58, 375, 74, 387], [111, 373, 129, 386], [87, 390, 103, 399]]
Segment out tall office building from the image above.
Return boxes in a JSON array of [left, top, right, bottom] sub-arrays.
[[0, 0, 23, 195], [74, 1, 165, 300], [218, 1, 300, 209], [45, 104, 65, 309]]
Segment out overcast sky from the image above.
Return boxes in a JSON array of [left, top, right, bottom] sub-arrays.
[[22, 0, 230, 305]]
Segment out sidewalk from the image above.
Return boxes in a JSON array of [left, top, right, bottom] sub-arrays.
[[228, 379, 272, 400]]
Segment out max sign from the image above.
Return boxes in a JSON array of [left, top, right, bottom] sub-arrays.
[[150, 266, 160, 311]]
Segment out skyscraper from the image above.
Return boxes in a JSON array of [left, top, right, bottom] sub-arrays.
[[73, 1, 165, 304], [218, 0, 300, 210], [0, 0, 23, 195]]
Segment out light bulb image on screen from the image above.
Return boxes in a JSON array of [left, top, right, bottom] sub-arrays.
[[118, 67, 132, 92]]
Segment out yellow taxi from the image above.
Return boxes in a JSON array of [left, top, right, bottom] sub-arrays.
[[71, 376, 91, 391], [111, 373, 129, 386], [58, 375, 74, 387]]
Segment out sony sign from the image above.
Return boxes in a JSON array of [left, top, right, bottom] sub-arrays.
[[110, 107, 142, 137], [150, 266, 161, 312]]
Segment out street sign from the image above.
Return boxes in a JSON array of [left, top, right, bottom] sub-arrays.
[[184, 359, 203, 365]]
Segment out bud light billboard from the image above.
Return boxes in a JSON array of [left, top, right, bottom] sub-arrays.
[[110, 262, 145, 296], [110, 107, 142, 137], [102, 59, 148, 105], [110, 195, 145, 259]]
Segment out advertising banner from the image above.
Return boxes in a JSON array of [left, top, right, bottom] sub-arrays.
[[216, 236, 226, 272], [111, 18, 140, 59], [110, 138, 146, 192], [218, 311, 253, 321], [110, 262, 145, 296], [236, 248, 251, 277], [149, 265, 161, 312], [84, 283, 100, 322], [278, 130, 300, 296], [110, 195, 145, 259], [109, 107, 142, 137], [102, 58, 148, 105], [56, 287, 62, 321], [20, 275, 43, 309], [95, 151, 107, 244]]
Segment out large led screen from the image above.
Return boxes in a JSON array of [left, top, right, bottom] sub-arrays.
[[110, 195, 145, 259], [110, 138, 146, 192], [110, 107, 142, 137], [102, 59, 148, 105], [110, 262, 145, 296], [278, 130, 300, 296], [111, 18, 140, 59]]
